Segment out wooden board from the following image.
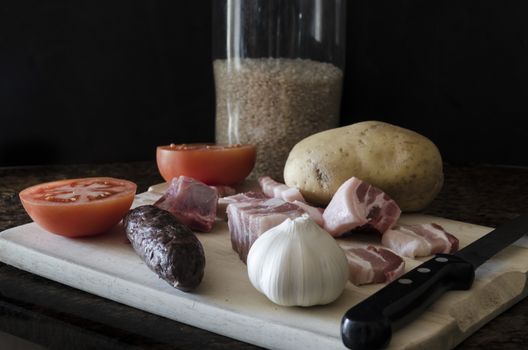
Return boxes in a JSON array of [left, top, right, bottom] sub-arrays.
[[1, 187, 528, 350]]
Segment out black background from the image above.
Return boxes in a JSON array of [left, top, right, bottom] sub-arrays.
[[1, 0, 527, 167]]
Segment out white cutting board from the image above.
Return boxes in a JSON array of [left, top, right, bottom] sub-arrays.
[[1, 186, 528, 350]]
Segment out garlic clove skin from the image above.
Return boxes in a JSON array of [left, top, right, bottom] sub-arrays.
[[247, 214, 349, 307]]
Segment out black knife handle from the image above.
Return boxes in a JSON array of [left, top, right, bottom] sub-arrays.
[[341, 254, 475, 350]]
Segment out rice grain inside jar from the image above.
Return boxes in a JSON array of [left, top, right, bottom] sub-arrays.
[[213, 0, 346, 180]]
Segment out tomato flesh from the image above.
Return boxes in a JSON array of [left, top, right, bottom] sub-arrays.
[[19, 177, 137, 237], [156, 143, 256, 185]]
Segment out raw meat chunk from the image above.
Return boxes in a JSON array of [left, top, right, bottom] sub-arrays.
[[227, 197, 304, 262], [154, 176, 218, 232], [292, 200, 324, 227], [217, 191, 268, 220], [337, 239, 405, 285], [381, 223, 459, 258], [258, 176, 305, 202], [323, 177, 401, 237]]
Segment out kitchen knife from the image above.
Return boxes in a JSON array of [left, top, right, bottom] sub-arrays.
[[341, 214, 528, 350]]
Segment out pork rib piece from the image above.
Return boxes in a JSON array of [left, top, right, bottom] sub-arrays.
[[210, 185, 238, 220], [292, 200, 324, 227], [258, 176, 325, 225], [381, 223, 459, 258], [337, 240, 405, 285], [217, 191, 268, 220], [258, 176, 305, 203], [323, 177, 401, 237], [154, 176, 218, 232], [227, 197, 304, 263]]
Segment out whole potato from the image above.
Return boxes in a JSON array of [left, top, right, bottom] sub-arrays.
[[283, 121, 443, 212]]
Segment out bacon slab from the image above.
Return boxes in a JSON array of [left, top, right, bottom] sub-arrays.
[[337, 239, 405, 285], [323, 177, 401, 237], [292, 200, 324, 227], [217, 191, 268, 220], [227, 197, 304, 263], [154, 176, 218, 232], [381, 223, 459, 258], [258, 176, 305, 203]]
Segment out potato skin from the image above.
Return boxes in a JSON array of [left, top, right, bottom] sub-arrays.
[[283, 121, 443, 212]]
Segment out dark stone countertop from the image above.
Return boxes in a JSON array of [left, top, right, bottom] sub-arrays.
[[1, 161, 527, 349]]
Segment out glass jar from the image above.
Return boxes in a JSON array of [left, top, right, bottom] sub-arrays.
[[213, 0, 346, 180]]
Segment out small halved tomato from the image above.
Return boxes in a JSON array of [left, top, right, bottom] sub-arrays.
[[19, 177, 137, 237], [156, 143, 256, 185]]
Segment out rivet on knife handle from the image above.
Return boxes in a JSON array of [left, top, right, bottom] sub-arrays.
[[340, 254, 475, 350]]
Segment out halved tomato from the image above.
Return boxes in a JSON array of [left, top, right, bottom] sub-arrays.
[[156, 143, 256, 185], [19, 177, 137, 237]]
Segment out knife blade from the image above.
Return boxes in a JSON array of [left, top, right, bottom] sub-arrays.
[[340, 214, 528, 350]]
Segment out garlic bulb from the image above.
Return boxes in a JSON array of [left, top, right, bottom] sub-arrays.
[[247, 214, 349, 306]]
